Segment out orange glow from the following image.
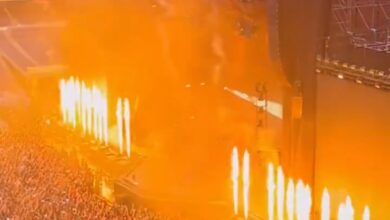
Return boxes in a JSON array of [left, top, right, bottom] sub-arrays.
[[338, 196, 354, 220], [267, 163, 275, 220], [86, 88, 93, 135], [345, 196, 354, 220], [363, 206, 370, 220], [337, 203, 346, 220], [231, 147, 239, 216], [69, 77, 77, 128], [286, 178, 295, 220], [98, 93, 104, 143], [116, 98, 123, 154], [124, 98, 131, 158], [303, 184, 312, 220], [59, 79, 66, 122], [81, 82, 87, 133], [75, 78, 81, 124], [242, 150, 250, 220], [59, 77, 108, 144], [276, 166, 285, 220], [321, 188, 330, 220], [295, 180, 304, 220], [103, 98, 108, 146], [92, 86, 99, 140]]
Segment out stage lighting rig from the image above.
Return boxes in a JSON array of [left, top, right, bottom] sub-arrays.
[[316, 55, 390, 91]]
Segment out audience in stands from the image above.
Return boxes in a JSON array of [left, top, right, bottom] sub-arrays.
[[0, 116, 182, 220]]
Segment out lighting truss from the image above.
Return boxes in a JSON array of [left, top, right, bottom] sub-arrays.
[[332, 0, 390, 53], [316, 55, 390, 91]]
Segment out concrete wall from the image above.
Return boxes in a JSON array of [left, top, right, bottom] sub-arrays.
[[315, 74, 390, 219]]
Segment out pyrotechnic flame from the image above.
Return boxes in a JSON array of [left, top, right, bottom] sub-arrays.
[[98, 93, 104, 143], [69, 77, 77, 128], [124, 98, 131, 158], [286, 178, 295, 220], [81, 82, 87, 133], [92, 86, 101, 140], [345, 196, 354, 220], [86, 88, 93, 134], [267, 163, 275, 220], [295, 180, 304, 220], [338, 196, 354, 220], [321, 188, 330, 220], [338, 203, 346, 220], [116, 98, 123, 154], [276, 166, 285, 220], [75, 78, 81, 124], [363, 205, 370, 220], [231, 147, 239, 216], [103, 98, 108, 146], [243, 150, 250, 220], [303, 184, 312, 220], [59, 79, 66, 122], [59, 77, 108, 145]]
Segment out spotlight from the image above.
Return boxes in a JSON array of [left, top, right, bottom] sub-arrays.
[[356, 78, 362, 84], [375, 83, 381, 89], [337, 74, 344, 79], [315, 69, 321, 73]]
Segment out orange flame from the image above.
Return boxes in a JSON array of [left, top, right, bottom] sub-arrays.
[[124, 98, 131, 157], [276, 166, 285, 220], [337, 202, 346, 220], [103, 97, 108, 146], [92, 86, 99, 139], [81, 82, 87, 133], [321, 188, 330, 220], [231, 147, 239, 216], [345, 196, 354, 220], [59, 79, 66, 122], [75, 78, 81, 124], [86, 88, 93, 135], [243, 150, 250, 220], [286, 178, 295, 220], [116, 98, 123, 154], [363, 206, 370, 220], [303, 184, 312, 220], [295, 180, 304, 220], [338, 196, 354, 220], [267, 163, 275, 220]]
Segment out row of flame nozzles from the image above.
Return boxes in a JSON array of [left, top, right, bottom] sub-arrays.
[[59, 76, 132, 158], [231, 147, 370, 220]]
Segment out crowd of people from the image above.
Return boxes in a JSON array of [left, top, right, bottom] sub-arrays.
[[0, 114, 182, 220]]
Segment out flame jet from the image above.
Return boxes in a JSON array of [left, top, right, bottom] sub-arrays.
[[124, 98, 131, 157], [363, 206, 370, 220], [116, 98, 123, 154], [286, 179, 295, 220], [321, 188, 330, 220], [276, 166, 285, 220], [243, 150, 250, 220], [295, 180, 304, 220], [267, 163, 275, 220], [231, 147, 239, 216]]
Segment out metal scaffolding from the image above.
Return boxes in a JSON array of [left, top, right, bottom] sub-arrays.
[[332, 0, 390, 52]]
